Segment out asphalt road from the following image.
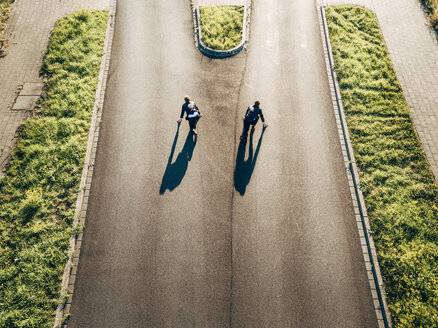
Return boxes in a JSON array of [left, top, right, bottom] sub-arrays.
[[68, 0, 379, 327]]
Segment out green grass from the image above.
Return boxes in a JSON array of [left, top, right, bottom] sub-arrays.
[[0, 9, 107, 327], [422, 0, 438, 30], [326, 6, 438, 327], [0, 0, 14, 57], [200, 5, 244, 50]]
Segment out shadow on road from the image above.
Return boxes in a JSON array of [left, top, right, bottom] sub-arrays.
[[160, 123, 197, 194], [234, 127, 266, 195]]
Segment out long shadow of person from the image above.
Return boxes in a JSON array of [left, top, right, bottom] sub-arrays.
[[160, 123, 197, 194], [234, 127, 266, 195]]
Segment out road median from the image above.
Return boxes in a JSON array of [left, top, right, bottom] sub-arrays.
[[191, 2, 250, 58]]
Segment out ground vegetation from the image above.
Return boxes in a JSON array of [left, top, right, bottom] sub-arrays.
[[326, 5, 438, 327], [200, 5, 244, 50], [421, 0, 438, 31], [0, 9, 107, 327], [0, 0, 14, 57]]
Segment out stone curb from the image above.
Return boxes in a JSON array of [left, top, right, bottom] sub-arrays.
[[317, 3, 392, 328], [191, 2, 251, 58], [53, 1, 117, 327]]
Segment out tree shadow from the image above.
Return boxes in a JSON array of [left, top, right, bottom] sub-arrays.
[[160, 123, 197, 194], [234, 127, 266, 195]]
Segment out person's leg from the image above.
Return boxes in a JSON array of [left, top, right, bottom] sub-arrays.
[[189, 119, 195, 131], [189, 118, 198, 135], [241, 120, 250, 140]]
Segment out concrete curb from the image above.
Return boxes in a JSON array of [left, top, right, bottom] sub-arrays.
[[191, 2, 251, 58], [317, 3, 393, 328], [53, 1, 117, 327]]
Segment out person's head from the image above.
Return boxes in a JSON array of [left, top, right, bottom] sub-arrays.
[[184, 95, 191, 103], [254, 100, 261, 106]]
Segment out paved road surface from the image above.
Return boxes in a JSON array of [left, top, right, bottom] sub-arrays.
[[68, 0, 378, 327]]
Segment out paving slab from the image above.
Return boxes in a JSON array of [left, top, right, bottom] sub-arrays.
[[20, 82, 43, 95], [11, 95, 39, 110]]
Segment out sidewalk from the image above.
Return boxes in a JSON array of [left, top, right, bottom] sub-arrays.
[[320, 0, 438, 178], [0, 0, 111, 177]]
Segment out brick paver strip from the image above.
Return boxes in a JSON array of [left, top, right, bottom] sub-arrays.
[[20, 82, 43, 95], [320, 0, 438, 181], [0, 0, 110, 177], [11, 95, 39, 110]]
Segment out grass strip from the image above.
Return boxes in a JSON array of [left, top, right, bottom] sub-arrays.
[[326, 6, 438, 327], [0, 0, 14, 57], [0, 9, 107, 327], [421, 0, 438, 31], [200, 5, 244, 50]]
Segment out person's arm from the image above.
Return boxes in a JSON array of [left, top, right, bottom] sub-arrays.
[[177, 105, 185, 122], [195, 103, 203, 117], [242, 106, 250, 120], [259, 109, 268, 127]]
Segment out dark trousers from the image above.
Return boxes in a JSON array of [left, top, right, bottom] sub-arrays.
[[188, 117, 199, 131], [241, 119, 258, 137]]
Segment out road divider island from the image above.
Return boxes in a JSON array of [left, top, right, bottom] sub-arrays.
[[0, 9, 108, 327], [192, 4, 249, 58], [326, 5, 438, 327]]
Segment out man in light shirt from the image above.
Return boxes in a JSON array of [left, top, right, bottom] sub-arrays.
[[177, 95, 203, 136]]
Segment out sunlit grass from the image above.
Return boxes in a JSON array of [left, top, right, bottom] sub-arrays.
[[200, 5, 244, 50], [327, 5, 438, 327], [422, 0, 438, 30], [0, 9, 107, 327], [0, 0, 14, 56]]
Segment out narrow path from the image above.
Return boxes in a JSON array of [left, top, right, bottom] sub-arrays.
[[68, 0, 378, 326]]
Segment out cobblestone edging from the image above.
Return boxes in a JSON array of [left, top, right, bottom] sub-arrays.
[[317, 4, 392, 328], [191, 0, 251, 58], [53, 1, 117, 327]]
